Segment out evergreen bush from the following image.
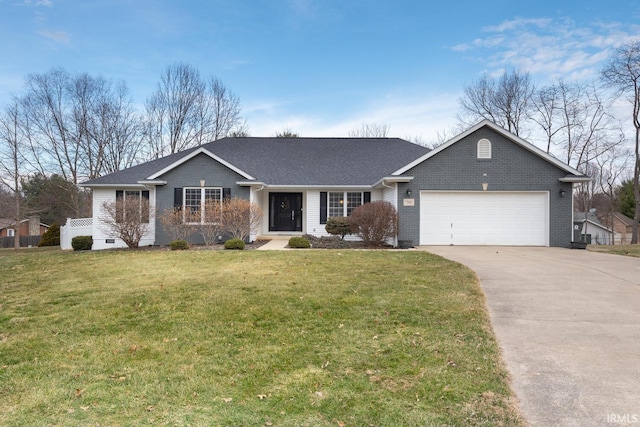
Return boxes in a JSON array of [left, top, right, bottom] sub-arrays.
[[71, 235, 93, 251], [224, 238, 245, 250], [325, 217, 352, 239], [170, 239, 189, 250], [38, 222, 60, 247], [288, 236, 311, 248]]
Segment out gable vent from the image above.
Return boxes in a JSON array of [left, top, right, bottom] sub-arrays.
[[477, 138, 492, 159]]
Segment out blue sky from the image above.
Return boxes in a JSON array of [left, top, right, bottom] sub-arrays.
[[1, 0, 639, 143]]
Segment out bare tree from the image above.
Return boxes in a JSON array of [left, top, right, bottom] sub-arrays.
[[143, 63, 244, 158], [601, 40, 640, 243], [595, 145, 632, 242], [199, 199, 223, 245], [81, 78, 142, 176], [206, 77, 243, 142], [101, 194, 152, 248], [158, 207, 196, 242], [348, 122, 390, 137], [144, 63, 204, 157], [530, 81, 566, 154], [458, 69, 534, 136], [219, 197, 262, 241], [22, 69, 80, 186], [529, 80, 624, 172], [274, 128, 299, 138], [0, 99, 27, 249], [20, 69, 141, 216]]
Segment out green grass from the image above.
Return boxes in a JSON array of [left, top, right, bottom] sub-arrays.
[[0, 249, 523, 426], [588, 244, 640, 258]]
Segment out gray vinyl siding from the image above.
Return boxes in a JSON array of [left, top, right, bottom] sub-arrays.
[[397, 127, 574, 247], [154, 153, 249, 245]]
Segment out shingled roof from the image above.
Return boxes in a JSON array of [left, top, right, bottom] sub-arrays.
[[82, 137, 430, 187]]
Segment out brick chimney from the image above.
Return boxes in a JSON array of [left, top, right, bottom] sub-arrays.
[[29, 216, 40, 236]]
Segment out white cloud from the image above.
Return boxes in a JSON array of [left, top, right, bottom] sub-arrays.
[[245, 91, 462, 145], [22, 0, 52, 6], [451, 16, 640, 83], [38, 29, 70, 43], [483, 17, 552, 33]]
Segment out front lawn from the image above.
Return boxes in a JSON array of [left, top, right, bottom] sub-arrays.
[[0, 250, 523, 426]]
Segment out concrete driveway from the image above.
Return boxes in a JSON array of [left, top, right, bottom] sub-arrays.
[[421, 246, 640, 427]]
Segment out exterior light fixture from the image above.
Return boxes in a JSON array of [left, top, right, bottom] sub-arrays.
[[559, 189, 566, 197], [406, 189, 412, 197]]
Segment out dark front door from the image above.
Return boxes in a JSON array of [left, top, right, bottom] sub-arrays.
[[269, 193, 302, 232]]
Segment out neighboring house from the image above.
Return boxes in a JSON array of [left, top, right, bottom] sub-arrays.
[[0, 216, 49, 247], [574, 212, 613, 245], [612, 212, 634, 245], [81, 120, 589, 250], [0, 217, 49, 237]]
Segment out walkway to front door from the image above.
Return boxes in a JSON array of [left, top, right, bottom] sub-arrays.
[[269, 193, 302, 232]]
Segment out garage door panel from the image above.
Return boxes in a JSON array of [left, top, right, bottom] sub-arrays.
[[420, 192, 548, 246]]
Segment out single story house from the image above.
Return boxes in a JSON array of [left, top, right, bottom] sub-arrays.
[[81, 120, 589, 250], [609, 212, 635, 245], [0, 217, 49, 238], [574, 212, 613, 245]]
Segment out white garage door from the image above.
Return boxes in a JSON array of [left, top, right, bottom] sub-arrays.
[[420, 191, 549, 246]]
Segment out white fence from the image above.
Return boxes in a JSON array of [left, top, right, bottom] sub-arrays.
[[60, 218, 93, 250]]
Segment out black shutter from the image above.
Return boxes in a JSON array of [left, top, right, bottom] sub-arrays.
[[320, 192, 327, 224], [363, 191, 371, 204], [174, 188, 183, 209], [141, 190, 150, 223], [223, 188, 231, 200]]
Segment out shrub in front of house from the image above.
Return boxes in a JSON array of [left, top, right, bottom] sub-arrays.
[[288, 236, 311, 248], [39, 222, 60, 247], [224, 238, 245, 250], [325, 216, 352, 239], [170, 239, 189, 250], [71, 235, 93, 251], [349, 201, 398, 247]]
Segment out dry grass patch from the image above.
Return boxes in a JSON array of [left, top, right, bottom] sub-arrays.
[[588, 244, 640, 258], [0, 249, 524, 426]]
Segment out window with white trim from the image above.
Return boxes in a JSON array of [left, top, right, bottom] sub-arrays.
[[7, 228, 15, 237], [115, 190, 150, 223], [328, 191, 363, 217], [477, 138, 492, 159], [184, 187, 222, 224]]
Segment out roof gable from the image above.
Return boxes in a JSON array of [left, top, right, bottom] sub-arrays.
[[392, 120, 586, 177], [147, 147, 254, 180]]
